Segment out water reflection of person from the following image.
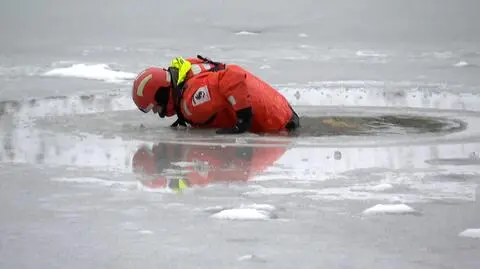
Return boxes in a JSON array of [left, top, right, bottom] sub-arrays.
[[132, 142, 289, 191]]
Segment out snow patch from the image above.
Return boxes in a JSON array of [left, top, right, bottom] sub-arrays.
[[235, 31, 259, 36], [454, 61, 470, 67], [363, 204, 417, 215], [138, 230, 154, 235], [43, 64, 136, 83], [459, 228, 480, 238], [352, 183, 394, 192], [356, 50, 388, 58], [453, 61, 477, 68]]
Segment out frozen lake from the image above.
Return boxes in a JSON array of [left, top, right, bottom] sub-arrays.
[[1, 0, 479, 268]]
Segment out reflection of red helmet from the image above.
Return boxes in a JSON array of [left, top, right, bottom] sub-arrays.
[[132, 67, 176, 117], [132, 143, 187, 175], [132, 146, 156, 174]]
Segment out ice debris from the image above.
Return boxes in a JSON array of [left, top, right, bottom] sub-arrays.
[[459, 228, 480, 238], [363, 204, 417, 215]]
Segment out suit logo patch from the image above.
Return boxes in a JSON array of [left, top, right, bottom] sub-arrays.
[[192, 86, 211, 106]]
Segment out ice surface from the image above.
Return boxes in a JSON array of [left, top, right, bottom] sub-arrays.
[[280, 83, 480, 111], [51, 177, 137, 190]]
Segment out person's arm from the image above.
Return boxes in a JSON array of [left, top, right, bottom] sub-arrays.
[[216, 107, 252, 134], [216, 66, 253, 134]]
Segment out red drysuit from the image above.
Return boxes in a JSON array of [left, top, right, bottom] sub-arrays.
[[177, 57, 296, 133]]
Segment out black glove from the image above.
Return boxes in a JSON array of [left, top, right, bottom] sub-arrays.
[[169, 110, 188, 128], [216, 125, 242, 134], [170, 118, 187, 128], [216, 107, 252, 135]]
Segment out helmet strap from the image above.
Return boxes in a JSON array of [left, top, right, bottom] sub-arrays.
[[167, 67, 185, 106], [154, 86, 170, 118]]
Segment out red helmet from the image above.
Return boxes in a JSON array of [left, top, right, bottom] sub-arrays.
[[132, 67, 176, 117]]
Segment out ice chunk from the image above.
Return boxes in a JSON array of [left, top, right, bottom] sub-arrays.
[[211, 208, 274, 220], [235, 31, 259, 36], [237, 254, 266, 263], [240, 203, 276, 212], [459, 228, 480, 238], [363, 204, 417, 215], [369, 183, 394, 192], [454, 61, 470, 67]]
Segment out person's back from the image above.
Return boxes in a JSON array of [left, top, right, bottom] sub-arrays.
[[180, 58, 298, 133], [223, 65, 294, 133]]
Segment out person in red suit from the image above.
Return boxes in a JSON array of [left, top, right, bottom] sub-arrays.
[[131, 55, 300, 134]]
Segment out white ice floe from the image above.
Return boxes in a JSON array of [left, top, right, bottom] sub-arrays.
[[211, 208, 273, 220], [459, 228, 480, 238], [298, 33, 309, 38], [43, 63, 136, 83], [362, 204, 417, 215]]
